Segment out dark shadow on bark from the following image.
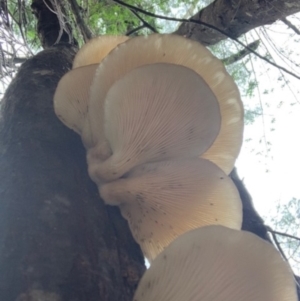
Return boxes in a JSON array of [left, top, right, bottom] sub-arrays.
[[230, 168, 270, 241]]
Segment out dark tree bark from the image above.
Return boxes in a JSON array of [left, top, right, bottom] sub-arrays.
[[231, 169, 300, 298], [175, 0, 300, 45], [230, 169, 270, 241], [0, 42, 145, 301], [31, 0, 77, 48], [0, 1, 145, 300]]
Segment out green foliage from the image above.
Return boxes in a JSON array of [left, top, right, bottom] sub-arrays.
[[270, 198, 300, 273], [85, 0, 142, 35], [76, 0, 202, 37], [7, 0, 40, 50], [244, 106, 262, 125], [6, 0, 210, 48]]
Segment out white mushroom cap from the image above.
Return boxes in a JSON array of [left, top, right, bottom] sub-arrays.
[[133, 225, 298, 301], [87, 63, 221, 182], [53, 64, 98, 147], [54, 36, 128, 148], [99, 158, 242, 261], [72, 35, 128, 68], [86, 34, 243, 174]]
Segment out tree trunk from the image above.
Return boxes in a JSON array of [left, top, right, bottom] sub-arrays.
[[0, 44, 145, 301], [31, 0, 76, 48], [175, 0, 300, 45]]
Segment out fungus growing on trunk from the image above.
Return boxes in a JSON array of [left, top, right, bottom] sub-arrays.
[[54, 36, 129, 147], [86, 34, 243, 175], [99, 159, 242, 261], [72, 35, 128, 68], [133, 226, 298, 301], [53, 34, 245, 262], [53, 64, 98, 147], [87, 63, 221, 182]]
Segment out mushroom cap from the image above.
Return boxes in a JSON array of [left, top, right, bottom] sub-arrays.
[[99, 158, 242, 261], [133, 225, 298, 301], [53, 64, 98, 147], [86, 34, 243, 174], [72, 35, 128, 69], [87, 63, 221, 182]]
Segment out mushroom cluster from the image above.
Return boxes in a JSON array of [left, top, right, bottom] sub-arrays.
[[54, 34, 244, 261], [54, 34, 298, 300]]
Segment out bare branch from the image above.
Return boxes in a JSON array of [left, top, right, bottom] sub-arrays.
[[281, 17, 300, 35], [126, 25, 146, 36], [130, 9, 158, 33], [267, 227, 300, 242], [68, 0, 93, 42], [268, 227, 300, 290], [0, 0, 10, 27], [175, 0, 300, 45], [269, 228, 289, 261], [222, 40, 260, 65], [31, 0, 76, 48]]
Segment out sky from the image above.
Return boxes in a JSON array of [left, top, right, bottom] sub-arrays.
[[235, 20, 300, 218], [231, 18, 300, 273]]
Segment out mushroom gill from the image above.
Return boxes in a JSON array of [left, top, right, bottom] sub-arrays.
[[87, 63, 221, 182], [99, 159, 242, 261], [86, 34, 243, 175]]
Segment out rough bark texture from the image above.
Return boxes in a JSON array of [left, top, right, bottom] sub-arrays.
[[0, 44, 145, 301], [0, 1, 144, 300], [175, 0, 300, 45]]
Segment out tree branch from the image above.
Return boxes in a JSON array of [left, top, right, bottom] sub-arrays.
[[0, 0, 10, 27], [1, 50, 27, 65], [130, 9, 158, 33], [68, 0, 93, 42], [222, 40, 260, 65], [230, 168, 271, 241], [113, 0, 300, 80], [267, 227, 300, 242], [268, 229, 300, 292], [281, 17, 300, 35], [175, 0, 300, 45], [126, 25, 146, 36], [31, 0, 76, 48], [268, 229, 289, 261]]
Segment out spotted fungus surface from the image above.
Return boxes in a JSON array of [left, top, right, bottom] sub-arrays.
[[100, 159, 242, 261], [54, 34, 244, 262]]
